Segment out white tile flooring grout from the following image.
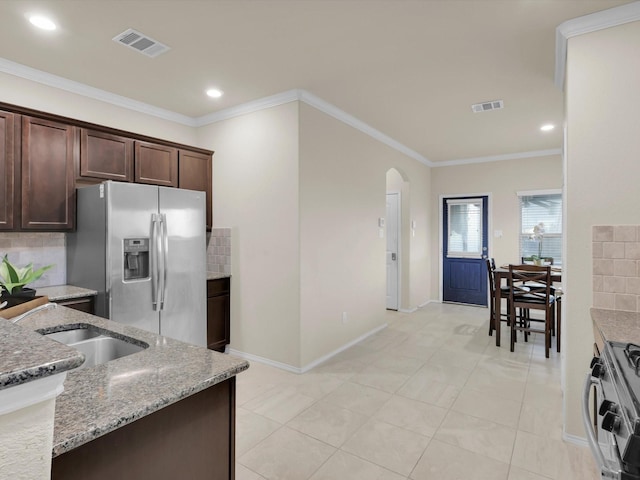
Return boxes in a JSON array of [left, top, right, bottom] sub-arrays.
[[234, 303, 599, 480]]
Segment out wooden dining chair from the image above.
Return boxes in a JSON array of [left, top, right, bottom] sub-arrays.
[[487, 258, 525, 338], [507, 264, 556, 358], [487, 258, 509, 336]]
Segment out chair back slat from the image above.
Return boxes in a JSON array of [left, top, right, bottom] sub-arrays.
[[486, 259, 496, 296], [507, 264, 552, 306]]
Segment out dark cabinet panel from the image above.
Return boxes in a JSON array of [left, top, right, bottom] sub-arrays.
[[179, 149, 212, 230], [0, 110, 15, 230], [80, 129, 134, 182], [207, 277, 230, 352], [21, 116, 76, 230], [52, 295, 95, 314], [134, 141, 178, 187], [52, 378, 236, 480]]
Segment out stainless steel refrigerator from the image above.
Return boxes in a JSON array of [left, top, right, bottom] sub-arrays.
[[66, 181, 206, 347]]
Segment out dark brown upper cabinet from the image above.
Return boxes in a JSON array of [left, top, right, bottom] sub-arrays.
[[0, 101, 213, 232], [0, 110, 15, 230], [179, 149, 213, 230], [80, 129, 134, 182], [135, 141, 178, 187], [21, 116, 76, 231]]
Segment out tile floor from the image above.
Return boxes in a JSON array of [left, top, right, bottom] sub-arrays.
[[234, 302, 599, 480]]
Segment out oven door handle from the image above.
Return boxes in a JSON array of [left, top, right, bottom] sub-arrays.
[[582, 373, 620, 479]]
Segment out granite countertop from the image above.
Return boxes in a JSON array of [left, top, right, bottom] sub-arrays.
[[13, 307, 249, 457], [591, 308, 640, 345], [37, 285, 98, 301], [0, 318, 84, 390]]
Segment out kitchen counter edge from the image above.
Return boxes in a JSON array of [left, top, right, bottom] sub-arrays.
[[15, 306, 249, 457], [0, 319, 85, 390], [591, 308, 640, 345]]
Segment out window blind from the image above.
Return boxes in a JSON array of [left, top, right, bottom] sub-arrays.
[[519, 193, 563, 265]]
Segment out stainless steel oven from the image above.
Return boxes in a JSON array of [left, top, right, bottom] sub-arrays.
[[583, 341, 640, 479]]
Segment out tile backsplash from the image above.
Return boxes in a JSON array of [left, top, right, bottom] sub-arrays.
[[0, 228, 232, 290], [207, 228, 231, 275], [593, 225, 640, 311], [0, 233, 66, 288]]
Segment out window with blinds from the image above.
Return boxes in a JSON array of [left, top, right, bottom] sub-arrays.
[[519, 192, 562, 265]]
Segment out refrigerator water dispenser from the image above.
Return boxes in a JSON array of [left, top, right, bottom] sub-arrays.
[[123, 238, 149, 280]]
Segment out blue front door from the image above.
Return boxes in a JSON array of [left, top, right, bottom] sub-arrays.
[[442, 196, 488, 306]]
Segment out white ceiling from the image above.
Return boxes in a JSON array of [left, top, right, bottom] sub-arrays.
[[0, 0, 634, 164]]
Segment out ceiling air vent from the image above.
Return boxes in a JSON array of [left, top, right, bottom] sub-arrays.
[[112, 28, 170, 58], [471, 100, 504, 113]]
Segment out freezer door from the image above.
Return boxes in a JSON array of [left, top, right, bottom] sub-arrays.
[[107, 182, 161, 335], [158, 186, 207, 346]]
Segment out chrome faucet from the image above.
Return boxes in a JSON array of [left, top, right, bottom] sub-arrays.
[[11, 302, 58, 324]]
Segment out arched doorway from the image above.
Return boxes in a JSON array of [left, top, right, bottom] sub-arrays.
[[386, 168, 410, 311]]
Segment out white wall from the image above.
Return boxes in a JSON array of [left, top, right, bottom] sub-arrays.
[[564, 20, 640, 437], [298, 103, 431, 366], [196, 103, 301, 367], [197, 101, 431, 369], [0, 72, 197, 147], [429, 156, 562, 301]]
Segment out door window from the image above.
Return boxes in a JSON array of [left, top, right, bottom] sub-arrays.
[[446, 198, 483, 258]]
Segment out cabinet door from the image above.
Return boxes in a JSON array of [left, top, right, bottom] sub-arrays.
[[207, 278, 230, 352], [134, 141, 178, 187], [80, 129, 133, 182], [21, 116, 76, 230], [0, 110, 15, 230], [179, 150, 212, 229], [52, 296, 95, 314]]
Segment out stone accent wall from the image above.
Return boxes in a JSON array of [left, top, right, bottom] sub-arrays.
[[206, 228, 231, 275], [593, 225, 640, 311]]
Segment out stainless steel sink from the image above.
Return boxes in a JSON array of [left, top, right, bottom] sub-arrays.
[[45, 328, 102, 344], [70, 336, 147, 368], [42, 325, 148, 369]]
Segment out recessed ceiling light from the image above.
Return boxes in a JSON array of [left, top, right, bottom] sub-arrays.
[[29, 15, 57, 31], [206, 88, 223, 99], [540, 124, 555, 132]]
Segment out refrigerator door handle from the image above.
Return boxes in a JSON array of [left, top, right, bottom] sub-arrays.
[[160, 213, 169, 310], [151, 213, 161, 311]]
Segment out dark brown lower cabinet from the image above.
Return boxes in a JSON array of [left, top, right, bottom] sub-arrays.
[[51, 295, 95, 314], [51, 377, 236, 480], [207, 277, 231, 352]]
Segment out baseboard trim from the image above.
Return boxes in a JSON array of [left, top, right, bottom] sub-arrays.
[[228, 323, 389, 374], [226, 349, 302, 374], [398, 307, 417, 314], [562, 432, 589, 448]]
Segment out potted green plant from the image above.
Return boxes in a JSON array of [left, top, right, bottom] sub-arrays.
[[0, 254, 54, 298]]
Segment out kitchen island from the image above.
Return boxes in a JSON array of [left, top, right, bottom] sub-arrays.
[[8, 305, 249, 480]]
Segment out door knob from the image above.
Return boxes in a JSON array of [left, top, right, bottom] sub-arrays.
[[392, 253, 397, 261]]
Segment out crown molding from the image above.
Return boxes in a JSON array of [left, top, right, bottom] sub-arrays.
[[297, 90, 433, 167], [193, 89, 302, 126], [1, 55, 561, 168], [194, 88, 433, 166], [0, 57, 197, 126], [555, 2, 640, 89], [432, 148, 562, 168]]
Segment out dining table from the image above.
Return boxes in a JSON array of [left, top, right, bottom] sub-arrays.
[[492, 265, 562, 347]]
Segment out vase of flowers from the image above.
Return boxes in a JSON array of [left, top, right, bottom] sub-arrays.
[[529, 222, 545, 265]]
